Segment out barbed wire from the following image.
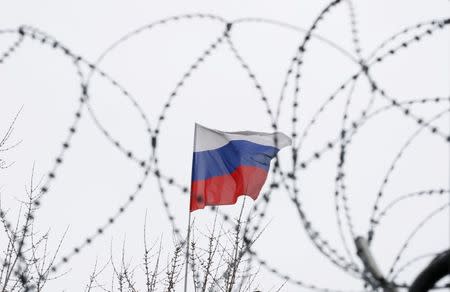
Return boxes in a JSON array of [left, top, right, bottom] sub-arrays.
[[0, 1, 448, 290]]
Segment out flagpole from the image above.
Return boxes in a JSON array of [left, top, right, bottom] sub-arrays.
[[184, 123, 197, 292], [183, 211, 192, 292]]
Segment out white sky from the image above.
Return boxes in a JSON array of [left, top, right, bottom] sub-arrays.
[[0, 0, 449, 291]]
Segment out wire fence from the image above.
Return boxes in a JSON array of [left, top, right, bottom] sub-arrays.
[[0, 0, 449, 290]]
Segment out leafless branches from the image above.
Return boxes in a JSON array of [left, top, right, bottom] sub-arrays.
[[80, 209, 263, 291], [0, 167, 66, 291], [0, 107, 22, 170]]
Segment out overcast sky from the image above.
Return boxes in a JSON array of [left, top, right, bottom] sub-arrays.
[[0, 0, 449, 291]]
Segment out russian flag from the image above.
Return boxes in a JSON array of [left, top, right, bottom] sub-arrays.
[[190, 124, 291, 212]]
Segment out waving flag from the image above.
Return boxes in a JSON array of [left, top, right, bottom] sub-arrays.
[[190, 123, 291, 212]]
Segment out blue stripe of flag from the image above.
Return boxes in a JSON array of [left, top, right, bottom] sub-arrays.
[[192, 140, 279, 181]]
